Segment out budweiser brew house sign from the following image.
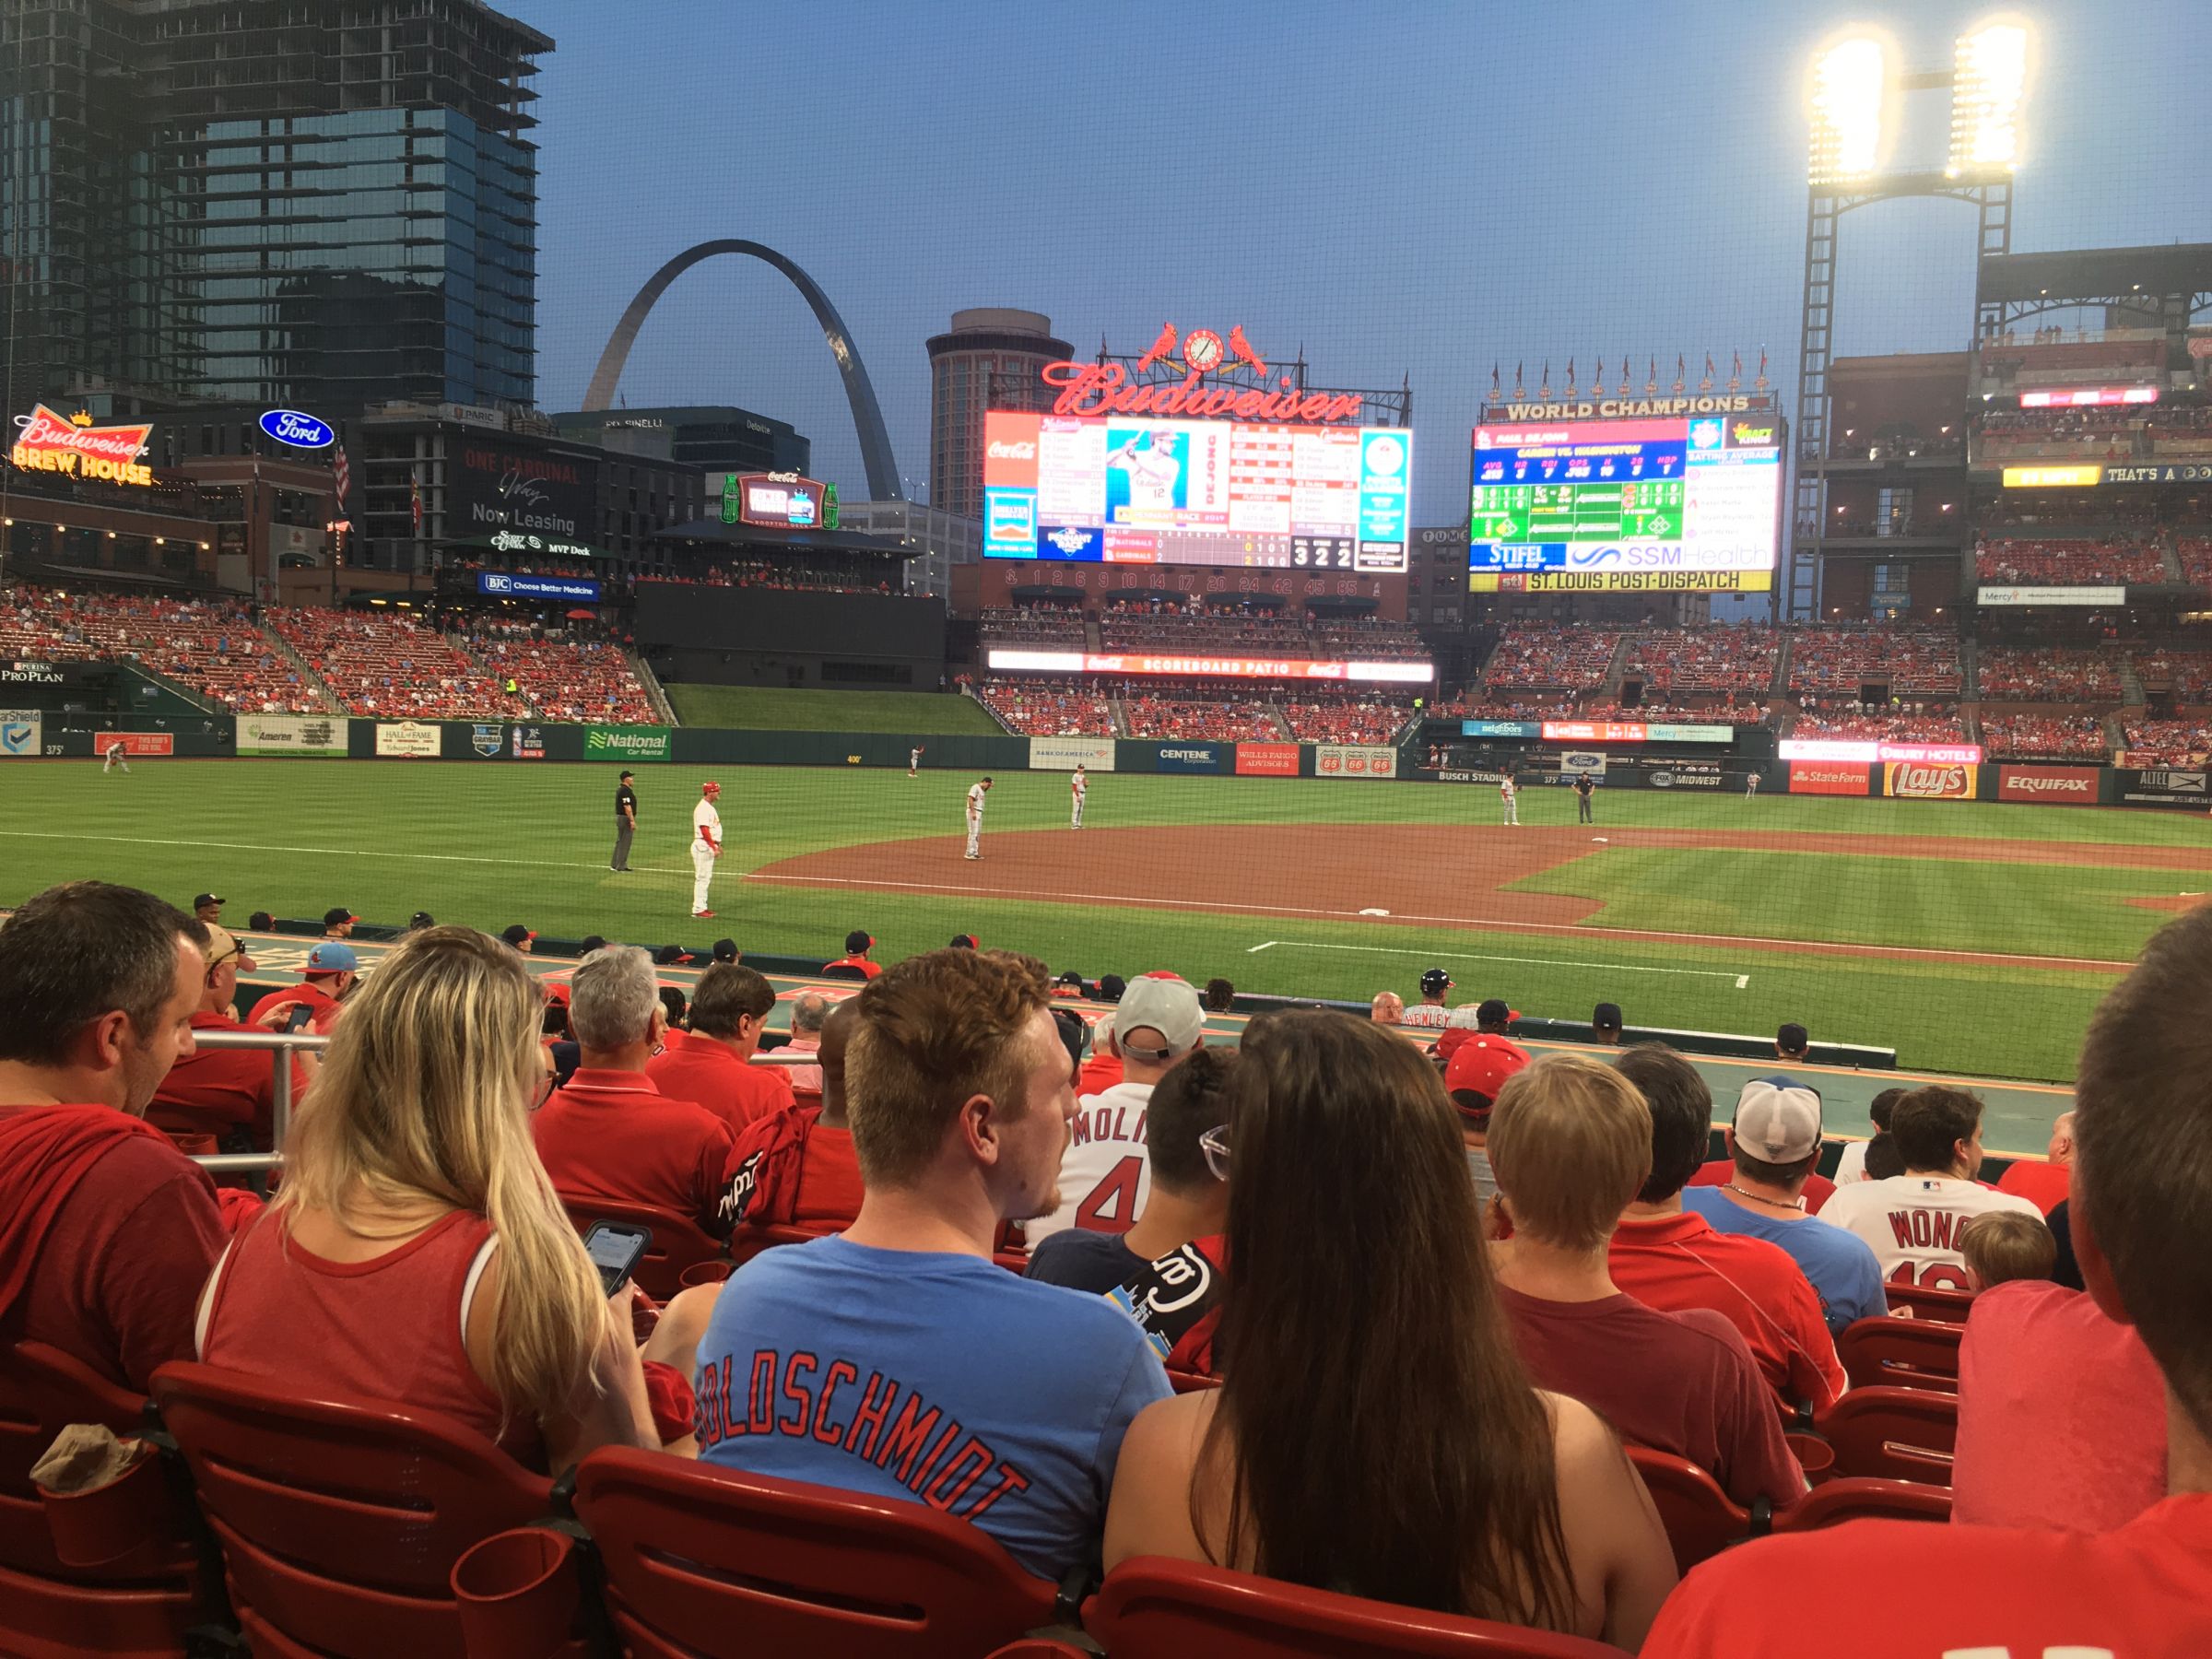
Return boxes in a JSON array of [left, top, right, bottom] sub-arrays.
[[1039, 323, 1366, 423], [10, 405, 155, 487]]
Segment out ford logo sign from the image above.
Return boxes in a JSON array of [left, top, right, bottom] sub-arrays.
[[259, 408, 335, 449]]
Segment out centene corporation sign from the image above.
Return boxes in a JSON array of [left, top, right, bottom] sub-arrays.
[[9, 405, 154, 486]]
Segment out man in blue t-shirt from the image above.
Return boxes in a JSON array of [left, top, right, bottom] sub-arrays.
[[692, 947, 1170, 1580], [1681, 1076, 1886, 1335]]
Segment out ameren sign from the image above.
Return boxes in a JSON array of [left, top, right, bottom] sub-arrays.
[[9, 405, 154, 486]]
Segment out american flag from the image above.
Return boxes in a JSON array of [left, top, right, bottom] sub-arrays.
[[409, 475, 423, 535], [331, 444, 350, 506]]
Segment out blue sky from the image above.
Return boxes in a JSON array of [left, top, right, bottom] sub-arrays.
[[520, 0, 2210, 522]]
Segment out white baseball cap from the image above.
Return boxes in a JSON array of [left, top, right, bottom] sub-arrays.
[[1112, 976, 1205, 1062], [1734, 1077, 1823, 1163]]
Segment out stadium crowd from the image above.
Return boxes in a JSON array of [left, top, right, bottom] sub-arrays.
[[1618, 626, 1779, 697], [1790, 704, 1971, 744], [0, 586, 327, 713], [2122, 718, 2212, 766], [1975, 644, 2124, 701], [1976, 712, 2111, 761], [975, 677, 1115, 736], [3, 881, 2207, 1654], [1787, 625, 1963, 697], [1973, 536, 2168, 587], [1482, 625, 1625, 690], [271, 607, 529, 722]]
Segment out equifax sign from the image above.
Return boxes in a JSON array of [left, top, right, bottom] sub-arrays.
[[9, 405, 154, 486]]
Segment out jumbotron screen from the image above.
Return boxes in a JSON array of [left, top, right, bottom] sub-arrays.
[[1466, 414, 1781, 593], [982, 410, 1412, 571]]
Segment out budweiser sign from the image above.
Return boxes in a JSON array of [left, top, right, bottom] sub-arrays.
[[9, 404, 154, 486], [1039, 322, 1366, 425], [1887, 761, 1974, 800], [1998, 766, 2100, 805]]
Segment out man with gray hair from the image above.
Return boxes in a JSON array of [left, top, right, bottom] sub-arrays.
[[782, 991, 831, 1096], [532, 944, 735, 1232]]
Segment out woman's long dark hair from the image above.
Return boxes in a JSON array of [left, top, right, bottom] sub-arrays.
[[1197, 1011, 1575, 1628]]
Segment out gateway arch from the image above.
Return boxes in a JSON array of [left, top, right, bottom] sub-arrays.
[[581, 240, 903, 501]]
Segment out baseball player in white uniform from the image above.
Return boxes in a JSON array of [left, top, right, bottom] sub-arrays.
[[1500, 774, 1519, 826], [102, 737, 130, 774], [1071, 763, 1088, 829], [965, 775, 993, 859], [908, 746, 923, 778], [690, 781, 723, 917]]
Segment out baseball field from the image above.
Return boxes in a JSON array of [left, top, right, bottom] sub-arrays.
[[1, 754, 2198, 1087]]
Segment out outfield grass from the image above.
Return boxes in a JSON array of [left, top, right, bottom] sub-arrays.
[[665, 685, 1001, 734], [0, 759, 2178, 1083]]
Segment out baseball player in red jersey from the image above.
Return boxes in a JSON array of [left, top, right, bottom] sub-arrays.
[[1071, 763, 1088, 829], [690, 781, 723, 917]]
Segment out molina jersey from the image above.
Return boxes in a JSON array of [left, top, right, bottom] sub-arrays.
[[1028, 1082, 1151, 1245], [1818, 1172, 2042, 1291]]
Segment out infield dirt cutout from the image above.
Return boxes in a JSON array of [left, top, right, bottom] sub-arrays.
[[753, 823, 2189, 971]]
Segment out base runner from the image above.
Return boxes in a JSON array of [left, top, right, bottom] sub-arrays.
[[1071, 763, 1088, 830], [1500, 773, 1518, 826], [690, 781, 723, 917], [965, 774, 992, 859]]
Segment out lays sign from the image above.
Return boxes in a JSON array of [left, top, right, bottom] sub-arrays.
[[1886, 760, 1974, 801], [9, 405, 155, 486]]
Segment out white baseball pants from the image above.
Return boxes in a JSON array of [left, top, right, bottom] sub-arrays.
[[966, 817, 982, 857], [690, 842, 715, 912]]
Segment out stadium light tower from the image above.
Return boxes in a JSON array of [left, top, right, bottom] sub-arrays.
[[1788, 18, 2033, 619]]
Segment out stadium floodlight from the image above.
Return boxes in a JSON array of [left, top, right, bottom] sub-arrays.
[[1808, 34, 1888, 184], [1949, 18, 2031, 175]]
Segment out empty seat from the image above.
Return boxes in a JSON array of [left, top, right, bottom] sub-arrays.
[[1837, 1315, 1963, 1392], [571, 1445, 1059, 1656], [1814, 1386, 1958, 1486], [1882, 1283, 1977, 1324], [1088, 1555, 1623, 1657], [1622, 1446, 1759, 1573], [1773, 1476, 1952, 1531]]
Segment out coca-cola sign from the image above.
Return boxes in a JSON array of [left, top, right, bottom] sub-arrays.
[[1886, 760, 1974, 800], [1997, 766, 2100, 805]]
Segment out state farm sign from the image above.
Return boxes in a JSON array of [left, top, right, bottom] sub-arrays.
[[1997, 765, 2100, 805], [1886, 760, 1974, 800], [1789, 762, 1869, 797]]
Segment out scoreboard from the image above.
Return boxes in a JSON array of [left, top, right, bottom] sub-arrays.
[[1467, 414, 1782, 594]]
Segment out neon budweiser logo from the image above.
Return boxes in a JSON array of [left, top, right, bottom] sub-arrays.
[[1039, 322, 1365, 424], [10, 405, 154, 485]]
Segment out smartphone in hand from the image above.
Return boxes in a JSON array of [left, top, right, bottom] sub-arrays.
[[581, 1221, 653, 1299], [284, 1003, 315, 1032]]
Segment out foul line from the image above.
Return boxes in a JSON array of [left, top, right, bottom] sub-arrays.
[[1243, 939, 1747, 984], [0, 830, 673, 876]]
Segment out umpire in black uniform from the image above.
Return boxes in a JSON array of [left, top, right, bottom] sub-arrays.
[[1575, 771, 1595, 824], [611, 771, 638, 871]]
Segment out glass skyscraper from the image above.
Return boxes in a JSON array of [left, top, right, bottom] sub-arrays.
[[1, 0, 548, 416]]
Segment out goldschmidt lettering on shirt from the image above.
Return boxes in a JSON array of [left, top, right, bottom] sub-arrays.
[[694, 1351, 1032, 1520]]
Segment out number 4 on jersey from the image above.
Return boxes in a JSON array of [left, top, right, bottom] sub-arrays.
[[1075, 1156, 1145, 1231]]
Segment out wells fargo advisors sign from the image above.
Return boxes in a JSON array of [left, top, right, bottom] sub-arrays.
[[9, 405, 154, 486]]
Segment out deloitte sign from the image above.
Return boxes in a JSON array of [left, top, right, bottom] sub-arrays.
[[585, 725, 671, 762]]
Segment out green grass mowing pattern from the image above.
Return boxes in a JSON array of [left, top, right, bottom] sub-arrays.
[[0, 760, 2159, 1082], [664, 685, 1001, 734]]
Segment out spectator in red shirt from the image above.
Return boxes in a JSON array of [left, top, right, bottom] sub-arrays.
[[645, 962, 794, 1133], [1642, 904, 2212, 1658], [1487, 1053, 1804, 1512], [535, 947, 735, 1234], [0, 881, 226, 1391], [1994, 1109, 2075, 1215], [198, 927, 660, 1471], [150, 924, 314, 1150], [821, 929, 882, 980], [721, 999, 865, 1234], [1608, 1045, 1844, 1413], [245, 941, 359, 1030]]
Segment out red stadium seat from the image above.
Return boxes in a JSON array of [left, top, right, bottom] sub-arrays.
[[1166, 1369, 1220, 1394], [1883, 1283, 1977, 1324], [1088, 1556, 1622, 1657], [1813, 1386, 1958, 1486], [1836, 1315, 1963, 1392], [1622, 1446, 1755, 1572], [147, 1361, 558, 1659], [571, 1445, 1059, 1656], [727, 1219, 829, 1267], [1772, 1476, 1952, 1532], [557, 1196, 726, 1300], [0, 1342, 218, 1658]]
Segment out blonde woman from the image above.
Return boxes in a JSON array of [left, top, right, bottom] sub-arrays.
[[195, 926, 657, 1469]]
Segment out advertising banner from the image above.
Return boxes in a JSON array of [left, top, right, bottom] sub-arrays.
[[1976, 585, 2126, 607], [584, 725, 672, 763], [0, 710, 41, 758], [1436, 767, 1508, 783], [1647, 762, 1726, 789], [376, 721, 442, 759], [1314, 744, 1397, 779], [2117, 768, 2208, 807], [452, 439, 595, 541], [1462, 719, 1539, 738], [1153, 744, 1226, 773], [987, 648, 1430, 684], [99, 732, 173, 757], [1540, 721, 1735, 745], [1790, 762, 1870, 797], [1885, 760, 1975, 800], [237, 714, 348, 757], [470, 723, 506, 759], [1028, 736, 1115, 772], [1997, 765, 2100, 805], [1467, 569, 1774, 594], [2101, 462, 2212, 486], [511, 725, 547, 760], [1781, 739, 1983, 765], [1559, 751, 1607, 776], [477, 571, 602, 604], [1235, 743, 1302, 777]]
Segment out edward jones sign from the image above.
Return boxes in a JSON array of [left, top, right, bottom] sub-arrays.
[[1789, 762, 1868, 797], [1997, 765, 2100, 806], [1886, 760, 1974, 801]]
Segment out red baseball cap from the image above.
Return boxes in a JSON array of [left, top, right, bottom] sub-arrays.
[[702, 781, 722, 795], [1444, 1035, 1531, 1113]]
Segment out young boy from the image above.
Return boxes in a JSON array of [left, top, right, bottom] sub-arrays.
[[1959, 1209, 2056, 1292]]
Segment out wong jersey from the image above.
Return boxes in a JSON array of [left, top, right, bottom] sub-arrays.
[[691, 798, 721, 848], [1817, 1172, 2042, 1291], [1029, 1081, 1151, 1245]]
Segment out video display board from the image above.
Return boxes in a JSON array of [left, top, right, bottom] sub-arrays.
[[1466, 414, 1781, 594], [982, 410, 1411, 571]]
